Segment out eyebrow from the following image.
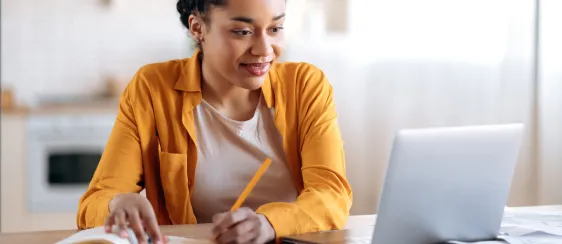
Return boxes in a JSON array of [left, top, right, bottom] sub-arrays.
[[231, 13, 286, 23]]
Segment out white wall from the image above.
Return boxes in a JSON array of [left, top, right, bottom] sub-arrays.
[[3, 0, 560, 218], [1, 0, 192, 106]]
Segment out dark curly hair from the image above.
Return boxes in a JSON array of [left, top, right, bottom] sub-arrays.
[[176, 0, 226, 30]]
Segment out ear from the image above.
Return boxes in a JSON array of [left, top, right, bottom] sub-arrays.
[[188, 14, 205, 43]]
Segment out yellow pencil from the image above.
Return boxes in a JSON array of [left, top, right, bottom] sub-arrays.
[[211, 158, 272, 242], [230, 158, 272, 211]]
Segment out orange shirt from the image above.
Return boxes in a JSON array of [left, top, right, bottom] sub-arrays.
[[77, 50, 353, 237]]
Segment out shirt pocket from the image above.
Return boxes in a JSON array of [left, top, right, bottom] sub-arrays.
[[158, 151, 190, 218], [159, 151, 188, 173]]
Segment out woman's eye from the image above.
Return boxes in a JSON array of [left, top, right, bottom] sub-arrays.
[[270, 27, 284, 33], [233, 30, 252, 36]]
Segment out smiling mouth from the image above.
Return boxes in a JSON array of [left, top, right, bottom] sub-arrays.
[[240, 62, 272, 76]]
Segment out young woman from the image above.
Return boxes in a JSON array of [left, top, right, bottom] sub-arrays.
[[77, 0, 352, 243]]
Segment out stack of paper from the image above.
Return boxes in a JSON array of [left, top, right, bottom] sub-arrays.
[[448, 209, 562, 244]]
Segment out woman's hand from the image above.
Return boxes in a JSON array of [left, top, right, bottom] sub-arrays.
[[212, 208, 276, 244], [104, 193, 165, 244]]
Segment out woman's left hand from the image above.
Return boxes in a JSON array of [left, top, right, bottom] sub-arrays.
[[212, 207, 275, 244]]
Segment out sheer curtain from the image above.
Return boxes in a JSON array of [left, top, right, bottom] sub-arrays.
[[537, 0, 562, 205], [285, 0, 540, 214]]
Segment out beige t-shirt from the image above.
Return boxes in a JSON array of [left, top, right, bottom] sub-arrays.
[[190, 96, 298, 223]]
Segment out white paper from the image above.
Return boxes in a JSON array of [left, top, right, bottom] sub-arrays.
[[499, 232, 562, 244], [495, 210, 562, 244], [501, 211, 562, 236], [56, 226, 212, 244], [445, 210, 562, 244], [446, 234, 562, 244]]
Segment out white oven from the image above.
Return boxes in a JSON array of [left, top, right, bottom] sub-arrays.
[[27, 113, 116, 213]]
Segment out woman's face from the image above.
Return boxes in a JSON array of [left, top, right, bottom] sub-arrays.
[[194, 0, 286, 90]]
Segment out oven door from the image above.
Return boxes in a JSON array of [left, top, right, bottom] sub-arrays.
[[27, 118, 113, 213]]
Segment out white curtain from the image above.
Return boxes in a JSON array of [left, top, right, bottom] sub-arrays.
[[537, 0, 562, 205], [285, 0, 545, 214]]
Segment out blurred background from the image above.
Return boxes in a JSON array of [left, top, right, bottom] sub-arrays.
[[1, 0, 561, 233]]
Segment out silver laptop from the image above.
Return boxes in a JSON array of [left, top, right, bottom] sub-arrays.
[[282, 124, 524, 244]]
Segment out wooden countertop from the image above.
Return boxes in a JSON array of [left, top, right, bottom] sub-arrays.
[[1, 97, 119, 116], [1, 205, 561, 244]]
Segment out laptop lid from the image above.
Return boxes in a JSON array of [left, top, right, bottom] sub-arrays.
[[282, 124, 524, 244], [372, 123, 524, 244]]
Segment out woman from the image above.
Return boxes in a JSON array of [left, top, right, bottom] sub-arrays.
[[77, 0, 352, 243]]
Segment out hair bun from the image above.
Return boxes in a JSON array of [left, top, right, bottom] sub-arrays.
[[176, 0, 225, 30], [176, 0, 193, 29]]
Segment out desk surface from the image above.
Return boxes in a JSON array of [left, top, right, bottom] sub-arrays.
[[1, 205, 561, 244], [0, 224, 213, 244]]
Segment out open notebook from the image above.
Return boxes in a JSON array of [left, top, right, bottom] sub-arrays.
[[56, 226, 213, 244]]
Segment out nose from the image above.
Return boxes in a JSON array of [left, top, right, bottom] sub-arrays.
[[250, 32, 274, 58]]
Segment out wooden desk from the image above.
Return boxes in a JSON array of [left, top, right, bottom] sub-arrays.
[[0, 224, 212, 244], [1, 205, 560, 244], [342, 204, 562, 229]]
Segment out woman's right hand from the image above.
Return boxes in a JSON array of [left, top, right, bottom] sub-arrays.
[[104, 193, 165, 244]]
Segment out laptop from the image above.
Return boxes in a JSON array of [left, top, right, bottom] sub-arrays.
[[282, 124, 524, 244]]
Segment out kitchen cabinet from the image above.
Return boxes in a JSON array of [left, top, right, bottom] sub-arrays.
[[1, 102, 118, 233], [1, 113, 76, 233]]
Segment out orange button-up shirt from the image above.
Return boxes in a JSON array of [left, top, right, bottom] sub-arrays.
[[77, 50, 353, 237]]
